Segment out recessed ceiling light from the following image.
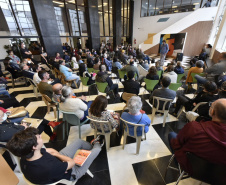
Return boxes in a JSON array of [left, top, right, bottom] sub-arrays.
[[193, 3, 199, 5]]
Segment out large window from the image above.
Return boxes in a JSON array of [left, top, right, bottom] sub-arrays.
[[141, 0, 219, 17], [0, 0, 37, 36]]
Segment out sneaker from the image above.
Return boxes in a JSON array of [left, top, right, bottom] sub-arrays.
[[48, 121, 63, 128], [90, 135, 101, 146]]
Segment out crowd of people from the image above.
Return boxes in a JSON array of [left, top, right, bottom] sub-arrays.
[[1, 39, 226, 184]]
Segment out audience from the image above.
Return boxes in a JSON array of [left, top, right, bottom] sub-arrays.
[[185, 60, 203, 84], [168, 99, 226, 174], [112, 57, 122, 69], [38, 70, 54, 99], [79, 63, 95, 85], [146, 66, 159, 80], [6, 127, 101, 184], [121, 96, 151, 136], [174, 62, 184, 74], [121, 59, 139, 80], [93, 57, 101, 70]]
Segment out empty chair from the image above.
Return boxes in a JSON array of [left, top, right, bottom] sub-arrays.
[[41, 94, 57, 118], [151, 96, 173, 127], [87, 116, 114, 151], [60, 110, 89, 139], [120, 117, 146, 155]]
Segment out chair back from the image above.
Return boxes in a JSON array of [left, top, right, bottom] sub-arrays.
[[60, 72, 66, 84], [191, 73, 205, 83], [157, 70, 162, 78], [144, 78, 159, 91], [60, 110, 80, 126], [42, 94, 52, 103], [27, 78, 37, 87], [152, 96, 173, 113], [120, 117, 145, 139], [87, 116, 113, 134], [118, 69, 126, 79], [169, 83, 182, 91], [177, 73, 185, 83], [81, 76, 89, 86], [95, 81, 108, 93], [186, 152, 226, 185]]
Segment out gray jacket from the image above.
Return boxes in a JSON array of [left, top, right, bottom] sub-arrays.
[[205, 60, 226, 81]]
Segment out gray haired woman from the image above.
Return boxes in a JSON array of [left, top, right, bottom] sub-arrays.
[[121, 96, 151, 136], [59, 86, 91, 122]]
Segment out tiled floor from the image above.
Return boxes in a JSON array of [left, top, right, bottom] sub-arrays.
[[3, 57, 209, 185]]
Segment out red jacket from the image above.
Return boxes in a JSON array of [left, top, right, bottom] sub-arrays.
[[171, 121, 226, 174]]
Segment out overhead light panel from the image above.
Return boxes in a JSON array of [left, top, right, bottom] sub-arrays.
[[53, 1, 64, 5], [193, 3, 199, 5], [172, 6, 177, 8]]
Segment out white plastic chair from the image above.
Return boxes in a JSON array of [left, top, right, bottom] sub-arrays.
[[151, 96, 173, 127], [87, 116, 114, 151], [177, 102, 208, 119], [26, 78, 39, 98], [120, 117, 146, 155]]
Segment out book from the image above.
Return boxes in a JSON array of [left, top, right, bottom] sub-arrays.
[[73, 149, 91, 166]]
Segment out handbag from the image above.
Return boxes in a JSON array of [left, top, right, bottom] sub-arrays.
[[7, 106, 28, 118]]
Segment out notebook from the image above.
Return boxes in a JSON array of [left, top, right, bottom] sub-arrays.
[[73, 149, 91, 166]]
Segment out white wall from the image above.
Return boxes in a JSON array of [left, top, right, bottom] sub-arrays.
[[0, 31, 10, 60], [133, 0, 191, 48]]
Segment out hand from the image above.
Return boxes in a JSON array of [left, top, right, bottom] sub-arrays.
[[79, 95, 86, 101], [0, 100, 4, 103], [193, 103, 197, 107], [68, 69, 72, 72], [113, 115, 119, 119]]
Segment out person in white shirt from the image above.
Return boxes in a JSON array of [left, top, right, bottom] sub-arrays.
[[163, 65, 177, 83]]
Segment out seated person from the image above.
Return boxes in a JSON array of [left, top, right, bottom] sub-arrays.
[[88, 95, 120, 132], [121, 71, 140, 102], [59, 86, 92, 122], [216, 74, 226, 88], [4, 57, 23, 78], [52, 83, 63, 102], [55, 52, 63, 62], [93, 57, 101, 70], [20, 63, 35, 79], [174, 62, 184, 74], [77, 55, 84, 65], [103, 54, 112, 71], [7, 50, 20, 66], [63, 52, 70, 63], [155, 61, 163, 71], [168, 99, 226, 175], [38, 70, 54, 99], [195, 52, 226, 89], [0, 96, 20, 109], [219, 81, 226, 98], [190, 57, 199, 68], [121, 59, 139, 80], [146, 66, 159, 80], [112, 57, 122, 69], [149, 76, 176, 110], [199, 48, 208, 61], [141, 60, 149, 71], [79, 63, 95, 85], [185, 60, 203, 85], [6, 127, 102, 184], [87, 57, 94, 68], [121, 96, 151, 136], [162, 65, 177, 83], [59, 60, 80, 83], [0, 108, 60, 142], [173, 81, 219, 116], [20, 43, 37, 64], [71, 57, 79, 69], [96, 65, 119, 97]]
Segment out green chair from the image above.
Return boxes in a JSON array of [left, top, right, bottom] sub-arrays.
[[80, 77, 95, 97], [87, 68, 93, 73], [95, 81, 108, 93], [169, 83, 182, 92], [118, 70, 127, 80], [191, 73, 205, 84], [143, 78, 159, 94], [157, 70, 163, 79], [177, 73, 185, 83], [59, 110, 89, 139]]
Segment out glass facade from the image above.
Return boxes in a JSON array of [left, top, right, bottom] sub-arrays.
[[141, 0, 219, 17], [0, 0, 37, 36]]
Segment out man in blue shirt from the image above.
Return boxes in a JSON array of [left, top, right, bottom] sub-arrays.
[[160, 40, 169, 66]]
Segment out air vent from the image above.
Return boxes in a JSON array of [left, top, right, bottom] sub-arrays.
[[157, 18, 170, 22]]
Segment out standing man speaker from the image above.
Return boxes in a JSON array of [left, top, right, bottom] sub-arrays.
[[160, 40, 169, 66]]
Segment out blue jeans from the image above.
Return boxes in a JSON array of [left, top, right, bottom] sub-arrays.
[[66, 74, 80, 83], [80, 100, 93, 122], [194, 75, 207, 90], [168, 132, 178, 153], [0, 90, 10, 98]]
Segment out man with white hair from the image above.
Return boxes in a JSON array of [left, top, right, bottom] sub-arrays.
[[103, 53, 112, 71], [121, 96, 151, 136]]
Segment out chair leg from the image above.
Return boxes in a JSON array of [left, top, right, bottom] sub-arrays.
[[47, 105, 50, 114], [94, 130, 97, 138], [87, 169, 94, 178], [164, 154, 175, 180], [151, 107, 156, 124], [163, 111, 168, 127], [53, 107, 57, 119], [12, 78, 15, 88], [105, 133, 111, 151], [175, 171, 185, 185], [122, 132, 127, 150], [136, 137, 142, 155], [177, 107, 184, 119]]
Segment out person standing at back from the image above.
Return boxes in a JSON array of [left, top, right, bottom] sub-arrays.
[[160, 40, 169, 66]]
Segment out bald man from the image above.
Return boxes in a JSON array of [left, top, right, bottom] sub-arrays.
[[52, 83, 63, 102], [168, 99, 226, 174]]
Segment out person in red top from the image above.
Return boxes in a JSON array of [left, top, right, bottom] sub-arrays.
[[168, 99, 226, 174]]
